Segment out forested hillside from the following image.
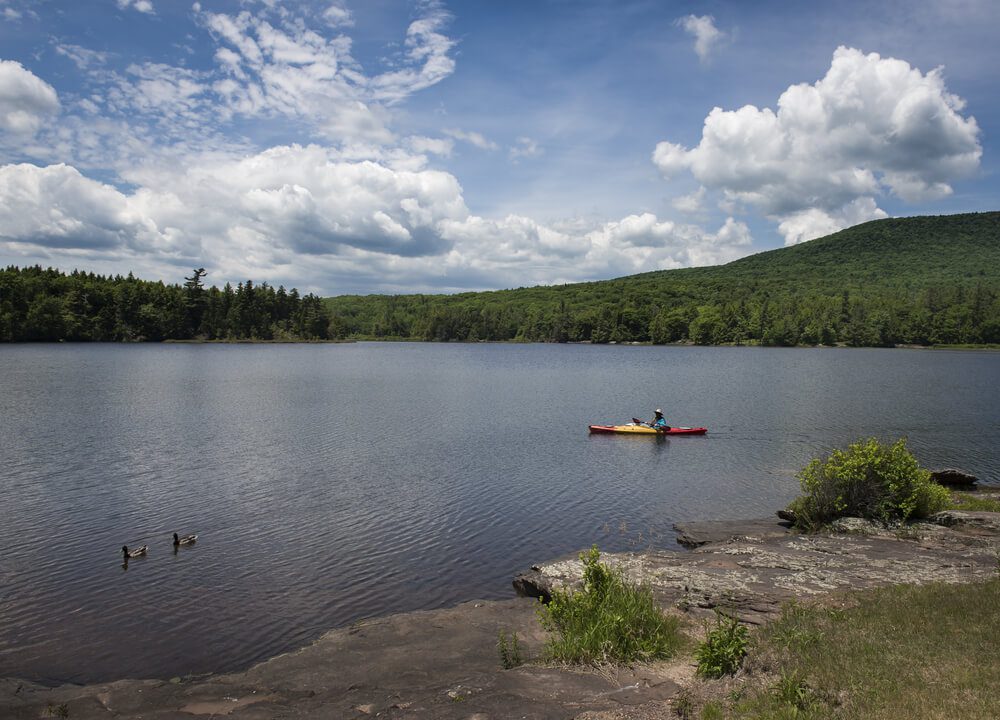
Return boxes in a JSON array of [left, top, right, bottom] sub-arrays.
[[3, 213, 998, 345], [0, 267, 333, 342], [325, 212, 1000, 346]]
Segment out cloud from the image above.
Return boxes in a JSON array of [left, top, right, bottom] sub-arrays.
[[367, 2, 456, 104], [192, 2, 457, 143], [322, 3, 354, 29], [117, 0, 154, 14], [509, 136, 541, 161], [676, 15, 725, 63], [0, 163, 170, 252], [55, 44, 110, 70], [0, 144, 754, 293], [0, 146, 468, 263], [14, 2, 461, 172], [672, 186, 706, 214], [0, 60, 60, 136], [653, 46, 981, 244], [406, 135, 453, 157], [443, 127, 498, 151]]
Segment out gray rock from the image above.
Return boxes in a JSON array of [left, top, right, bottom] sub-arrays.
[[517, 517, 1000, 627], [829, 517, 884, 535], [672, 518, 794, 548], [931, 510, 1000, 533]]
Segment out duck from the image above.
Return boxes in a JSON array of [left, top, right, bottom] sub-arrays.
[[122, 545, 147, 559], [173, 532, 198, 546]]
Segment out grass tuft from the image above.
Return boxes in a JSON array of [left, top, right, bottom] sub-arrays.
[[537, 546, 683, 665]]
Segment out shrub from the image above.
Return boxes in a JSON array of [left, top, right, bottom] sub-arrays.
[[785, 437, 949, 531], [497, 630, 523, 669], [537, 546, 682, 665], [696, 612, 749, 678]]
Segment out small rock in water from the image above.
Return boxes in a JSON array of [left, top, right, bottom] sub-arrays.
[[930, 468, 978, 488]]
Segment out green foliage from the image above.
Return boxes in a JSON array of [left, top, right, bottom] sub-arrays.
[[537, 546, 683, 665], [497, 629, 523, 669], [695, 612, 749, 678], [0, 266, 335, 342], [786, 438, 950, 531], [324, 212, 1000, 346]]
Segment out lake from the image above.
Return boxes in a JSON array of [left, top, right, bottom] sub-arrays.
[[0, 343, 997, 684]]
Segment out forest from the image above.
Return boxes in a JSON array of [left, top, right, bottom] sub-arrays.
[[0, 267, 333, 342], [324, 212, 1000, 347], [3, 212, 999, 346]]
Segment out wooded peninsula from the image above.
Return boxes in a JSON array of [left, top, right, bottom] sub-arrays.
[[2, 212, 998, 346]]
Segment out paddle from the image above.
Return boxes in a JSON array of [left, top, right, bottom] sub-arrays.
[[634, 416, 670, 432]]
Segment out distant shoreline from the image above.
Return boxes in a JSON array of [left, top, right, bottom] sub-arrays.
[[2, 339, 999, 350]]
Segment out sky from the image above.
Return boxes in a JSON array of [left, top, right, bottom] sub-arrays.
[[0, 0, 996, 296]]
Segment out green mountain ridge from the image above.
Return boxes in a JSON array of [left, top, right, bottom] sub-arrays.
[[325, 212, 1000, 346]]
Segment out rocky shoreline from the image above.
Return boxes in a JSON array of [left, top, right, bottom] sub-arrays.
[[4, 485, 998, 719]]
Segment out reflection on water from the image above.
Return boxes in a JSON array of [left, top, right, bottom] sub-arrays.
[[0, 343, 997, 684]]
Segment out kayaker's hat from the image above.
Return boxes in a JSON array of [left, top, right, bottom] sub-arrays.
[[655, 409, 663, 415]]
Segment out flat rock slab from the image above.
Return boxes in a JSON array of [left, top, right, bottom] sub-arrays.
[[1, 599, 683, 720], [515, 514, 1000, 625], [672, 518, 794, 548]]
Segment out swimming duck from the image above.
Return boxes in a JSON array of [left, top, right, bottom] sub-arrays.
[[173, 533, 198, 546], [122, 545, 147, 559]]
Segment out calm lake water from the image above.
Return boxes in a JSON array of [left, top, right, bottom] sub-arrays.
[[1, 343, 997, 684]]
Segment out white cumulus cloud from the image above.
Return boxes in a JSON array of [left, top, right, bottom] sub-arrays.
[[653, 47, 981, 244], [0, 60, 60, 136], [0, 163, 171, 253], [0, 145, 755, 293]]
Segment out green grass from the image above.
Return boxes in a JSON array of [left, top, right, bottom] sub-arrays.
[[950, 491, 1000, 512], [724, 578, 1000, 719], [536, 546, 684, 665]]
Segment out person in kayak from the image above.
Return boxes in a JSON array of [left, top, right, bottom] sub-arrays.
[[650, 409, 671, 431]]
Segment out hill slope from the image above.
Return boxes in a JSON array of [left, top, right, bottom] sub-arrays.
[[325, 212, 1000, 346]]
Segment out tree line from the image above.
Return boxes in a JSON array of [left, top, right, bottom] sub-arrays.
[[0, 266, 336, 342], [325, 212, 1000, 346], [323, 283, 1000, 346]]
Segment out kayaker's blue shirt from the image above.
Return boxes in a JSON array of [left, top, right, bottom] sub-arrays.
[[652, 416, 667, 427]]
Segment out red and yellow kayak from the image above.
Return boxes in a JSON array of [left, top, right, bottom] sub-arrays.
[[588, 423, 707, 435]]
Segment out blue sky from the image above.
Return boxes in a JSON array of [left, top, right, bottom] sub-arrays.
[[0, 0, 996, 295]]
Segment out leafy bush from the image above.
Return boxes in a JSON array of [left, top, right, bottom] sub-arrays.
[[786, 438, 949, 531], [695, 612, 749, 678], [537, 546, 682, 665]]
